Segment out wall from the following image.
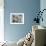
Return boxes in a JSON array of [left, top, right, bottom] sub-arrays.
[[4, 0, 40, 42], [40, 0, 46, 27]]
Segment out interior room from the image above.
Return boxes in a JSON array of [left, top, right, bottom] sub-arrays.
[[0, 0, 46, 46]]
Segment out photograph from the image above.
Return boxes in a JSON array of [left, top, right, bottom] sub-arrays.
[[10, 13, 24, 24]]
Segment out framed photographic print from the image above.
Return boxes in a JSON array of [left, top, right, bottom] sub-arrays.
[[10, 13, 24, 24]]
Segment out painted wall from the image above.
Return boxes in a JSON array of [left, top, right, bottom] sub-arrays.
[[4, 0, 40, 42], [40, 0, 46, 27]]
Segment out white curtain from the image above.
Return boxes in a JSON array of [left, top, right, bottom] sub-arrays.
[[0, 0, 4, 42]]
